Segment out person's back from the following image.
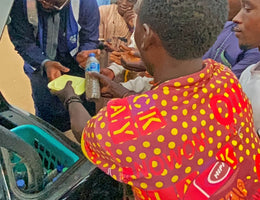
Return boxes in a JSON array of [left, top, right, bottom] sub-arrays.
[[54, 0, 260, 199], [84, 58, 259, 199], [84, 0, 260, 199]]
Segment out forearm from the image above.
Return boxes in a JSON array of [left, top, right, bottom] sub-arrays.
[[79, 36, 99, 51], [68, 102, 92, 142], [121, 90, 139, 98]]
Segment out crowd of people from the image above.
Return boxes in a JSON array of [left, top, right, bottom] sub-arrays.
[[7, 0, 260, 199]]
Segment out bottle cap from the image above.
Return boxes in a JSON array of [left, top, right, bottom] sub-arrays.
[[89, 53, 95, 57], [57, 165, 64, 173], [16, 179, 25, 188]]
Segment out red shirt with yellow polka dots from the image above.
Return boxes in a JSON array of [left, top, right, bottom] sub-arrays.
[[81, 59, 260, 200]]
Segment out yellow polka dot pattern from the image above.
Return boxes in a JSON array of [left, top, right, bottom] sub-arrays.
[[139, 153, 146, 159], [81, 59, 260, 194], [143, 141, 150, 148]]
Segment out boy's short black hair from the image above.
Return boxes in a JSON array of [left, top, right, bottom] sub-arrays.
[[139, 0, 228, 60]]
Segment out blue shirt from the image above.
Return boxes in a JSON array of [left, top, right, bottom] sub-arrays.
[[8, 0, 100, 72], [203, 21, 260, 79], [96, 0, 110, 6]]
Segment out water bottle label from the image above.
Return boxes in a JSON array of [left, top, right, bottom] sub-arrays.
[[87, 63, 100, 72]]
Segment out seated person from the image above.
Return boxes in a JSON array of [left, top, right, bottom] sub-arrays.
[[102, 30, 154, 94], [54, 0, 260, 199], [99, 0, 138, 50], [105, 51, 153, 95], [98, 0, 141, 73]]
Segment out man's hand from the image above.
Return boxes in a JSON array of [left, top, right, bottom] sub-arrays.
[[89, 72, 134, 98], [100, 68, 115, 80], [110, 51, 125, 65], [109, 46, 139, 65], [52, 81, 90, 143], [119, 44, 133, 52], [44, 61, 70, 81], [52, 81, 77, 105], [104, 41, 119, 52], [121, 59, 146, 72], [123, 10, 136, 28], [76, 49, 101, 68], [130, 50, 141, 58], [121, 53, 146, 72]]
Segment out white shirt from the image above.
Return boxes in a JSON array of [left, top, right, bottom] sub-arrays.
[[239, 62, 260, 131]]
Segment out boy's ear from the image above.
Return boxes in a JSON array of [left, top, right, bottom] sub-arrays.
[[140, 23, 156, 51]]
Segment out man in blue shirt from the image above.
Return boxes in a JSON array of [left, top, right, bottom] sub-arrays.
[[8, 0, 100, 131], [203, 0, 260, 78]]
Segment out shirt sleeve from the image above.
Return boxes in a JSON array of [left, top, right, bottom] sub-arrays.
[[78, 0, 100, 51], [107, 62, 125, 76], [120, 76, 153, 93], [81, 106, 123, 181], [239, 64, 256, 88], [7, 0, 47, 70], [81, 89, 168, 185]]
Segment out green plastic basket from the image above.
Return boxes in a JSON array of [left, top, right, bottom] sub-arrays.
[[10, 124, 79, 171]]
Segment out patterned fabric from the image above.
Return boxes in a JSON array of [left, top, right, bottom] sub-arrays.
[[81, 59, 260, 199]]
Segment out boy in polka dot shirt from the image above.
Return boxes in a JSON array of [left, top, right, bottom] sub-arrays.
[[54, 0, 260, 199]]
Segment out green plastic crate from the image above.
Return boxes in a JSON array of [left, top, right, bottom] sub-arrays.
[[10, 124, 79, 170]]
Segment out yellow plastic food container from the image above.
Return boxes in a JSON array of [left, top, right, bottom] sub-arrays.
[[48, 75, 85, 95]]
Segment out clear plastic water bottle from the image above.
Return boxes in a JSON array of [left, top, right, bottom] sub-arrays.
[[85, 53, 101, 100]]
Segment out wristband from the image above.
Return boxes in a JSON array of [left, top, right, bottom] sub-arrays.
[[64, 96, 82, 110]]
